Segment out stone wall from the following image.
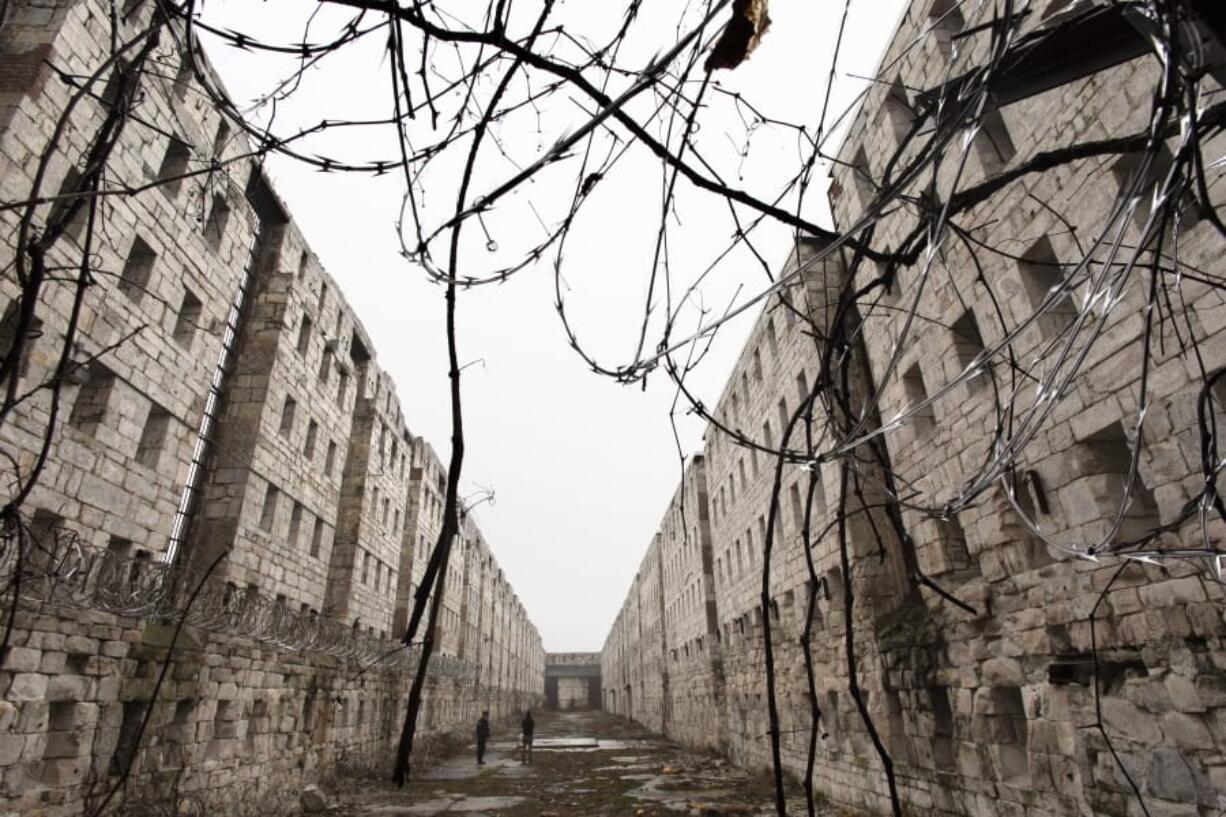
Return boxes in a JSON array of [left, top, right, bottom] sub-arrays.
[[0, 605, 538, 817], [0, 0, 545, 810], [544, 653, 599, 710], [556, 679, 588, 710], [602, 1, 1226, 815]]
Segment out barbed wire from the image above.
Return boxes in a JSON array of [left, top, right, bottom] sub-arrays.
[[0, 517, 475, 678], [1, 0, 1224, 814]]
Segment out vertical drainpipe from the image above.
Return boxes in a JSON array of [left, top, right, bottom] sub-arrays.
[[164, 215, 263, 565]]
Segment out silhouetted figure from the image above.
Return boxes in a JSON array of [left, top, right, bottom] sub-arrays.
[[520, 711, 535, 764], [476, 710, 490, 765]]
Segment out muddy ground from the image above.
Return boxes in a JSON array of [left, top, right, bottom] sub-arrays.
[[331, 709, 831, 817]]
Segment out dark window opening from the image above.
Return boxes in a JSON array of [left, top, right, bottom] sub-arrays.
[[884, 78, 916, 142], [259, 483, 279, 532], [336, 370, 349, 407], [936, 514, 971, 574], [203, 194, 230, 250], [304, 419, 318, 459], [118, 236, 156, 302], [1018, 235, 1077, 340], [279, 395, 296, 436], [288, 502, 303, 547], [325, 441, 337, 475], [981, 686, 1028, 782], [120, 0, 143, 23], [850, 146, 875, 212], [901, 362, 934, 437], [973, 108, 1016, 174], [136, 404, 171, 469], [929, 688, 957, 772], [172, 288, 203, 348], [68, 362, 116, 435], [0, 300, 43, 378], [156, 138, 190, 198], [310, 516, 324, 558], [99, 59, 129, 108], [296, 315, 313, 356], [1111, 145, 1198, 234], [107, 701, 148, 776], [928, 0, 966, 57], [1073, 421, 1161, 541], [48, 168, 88, 240], [173, 54, 193, 99], [213, 119, 231, 160], [318, 348, 332, 383], [951, 308, 987, 392]]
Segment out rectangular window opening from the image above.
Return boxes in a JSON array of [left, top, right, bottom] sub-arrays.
[[304, 419, 318, 459], [0, 301, 41, 379], [310, 516, 324, 558], [156, 137, 190, 198], [203, 194, 230, 250], [296, 315, 313, 356], [884, 78, 916, 142], [68, 361, 116, 435], [258, 484, 279, 532], [929, 688, 957, 772], [901, 362, 934, 437], [789, 482, 806, 536], [928, 0, 966, 57], [1077, 421, 1161, 538], [49, 168, 88, 241], [851, 146, 875, 212], [135, 404, 171, 469], [1018, 235, 1077, 339], [951, 308, 987, 392], [279, 395, 296, 437], [937, 514, 972, 574], [336, 371, 349, 408], [171, 282, 202, 344], [173, 54, 193, 99], [973, 108, 1017, 175], [288, 501, 303, 547], [213, 119, 231, 160], [118, 236, 156, 302]]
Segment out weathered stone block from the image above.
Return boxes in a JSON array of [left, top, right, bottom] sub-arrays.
[[3, 647, 41, 673], [7, 673, 47, 702], [46, 674, 90, 702]]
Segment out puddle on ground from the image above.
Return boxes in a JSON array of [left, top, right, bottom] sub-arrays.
[[334, 709, 803, 817], [449, 796, 525, 812]]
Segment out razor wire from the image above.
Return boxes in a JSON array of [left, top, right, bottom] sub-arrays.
[[0, 517, 472, 679]]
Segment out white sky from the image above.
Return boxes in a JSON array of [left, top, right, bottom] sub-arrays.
[[201, 0, 907, 650]]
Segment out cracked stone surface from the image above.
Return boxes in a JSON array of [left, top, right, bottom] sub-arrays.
[[334, 710, 818, 816]]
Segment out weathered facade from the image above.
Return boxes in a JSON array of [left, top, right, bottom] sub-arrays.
[[0, 1, 544, 813], [603, 1, 1226, 816]]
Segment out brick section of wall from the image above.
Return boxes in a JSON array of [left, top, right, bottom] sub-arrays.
[[602, 1, 1226, 815]]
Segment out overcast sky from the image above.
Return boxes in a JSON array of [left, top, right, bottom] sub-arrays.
[[202, 0, 907, 651]]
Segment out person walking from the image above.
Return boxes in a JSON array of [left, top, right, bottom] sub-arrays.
[[520, 710, 535, 764], [476, 710, 491, 765]]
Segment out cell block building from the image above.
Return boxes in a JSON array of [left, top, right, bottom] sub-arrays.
[[0, 2, 543, 813], [603, 1, 1226, 815]]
